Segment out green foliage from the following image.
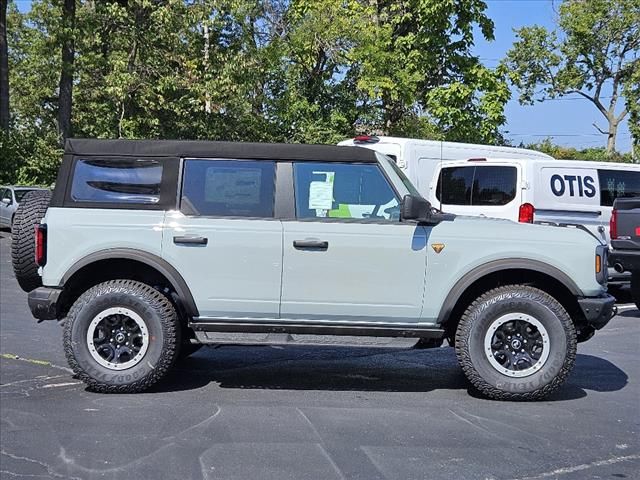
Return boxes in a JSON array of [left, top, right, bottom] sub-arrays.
[[525, 138, 634, 163], [5, 0, 512, 177], [0, 129, 62, 185], [505, 0, 640, 153]]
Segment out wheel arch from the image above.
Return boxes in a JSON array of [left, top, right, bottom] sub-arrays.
[[58, 249, 199, 318], [437, 259, 586, 342]]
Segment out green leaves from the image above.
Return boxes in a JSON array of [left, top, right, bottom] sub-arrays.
[[5, 0, 513, 185], [505, 0, 640, 153]]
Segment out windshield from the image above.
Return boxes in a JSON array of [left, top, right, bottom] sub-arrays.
[[375, 152, 422, 197], [14, 189, 37, 202]]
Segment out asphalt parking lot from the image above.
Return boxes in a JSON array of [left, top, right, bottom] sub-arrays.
[[0, 230, 639, 480]]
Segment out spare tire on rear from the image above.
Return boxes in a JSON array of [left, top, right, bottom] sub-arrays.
[[11, 190, 52, 292]]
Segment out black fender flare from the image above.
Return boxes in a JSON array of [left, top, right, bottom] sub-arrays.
[[436, 259, 582, 326], [60, 248, 199, 317]]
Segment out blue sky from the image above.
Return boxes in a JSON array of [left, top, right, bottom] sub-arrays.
[[473, 0, 631, 152], [13, 0, 633, 153]]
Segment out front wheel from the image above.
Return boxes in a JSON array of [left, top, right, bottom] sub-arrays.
[[455, 285, 576, 401], [63, 280, 180, 393]]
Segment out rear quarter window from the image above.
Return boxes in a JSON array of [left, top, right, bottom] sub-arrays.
[[71, 158, 163, 204]]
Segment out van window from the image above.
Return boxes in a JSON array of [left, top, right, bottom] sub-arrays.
[[181, 159, 275, 217], [71, 158, 163, 204], [436, 166, 517, 206], [437, 167, 473, 205], [598, 169, 640, 207]]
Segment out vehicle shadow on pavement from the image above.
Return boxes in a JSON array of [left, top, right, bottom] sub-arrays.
[[618, 309, 639, 318], [147, 347, 628, 401]]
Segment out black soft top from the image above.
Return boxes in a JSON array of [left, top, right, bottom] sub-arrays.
[[64, 138, 377, 163]]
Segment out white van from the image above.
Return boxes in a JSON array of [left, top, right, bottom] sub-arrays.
[[429, 157, 640, 240], [339, 136, 640, 283], [337, 135, 553, 194]]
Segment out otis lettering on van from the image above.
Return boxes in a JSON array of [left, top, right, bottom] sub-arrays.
[[539, 167, 600, 206], [550, 174, 596, 198]]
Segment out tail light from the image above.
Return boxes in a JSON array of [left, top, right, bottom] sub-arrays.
[[35, 224, 47, 267], [610, 209, 618, 239], [518, 203, 535, 223]]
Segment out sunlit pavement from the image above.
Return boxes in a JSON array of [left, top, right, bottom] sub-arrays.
[[1, 230, 638, 480]]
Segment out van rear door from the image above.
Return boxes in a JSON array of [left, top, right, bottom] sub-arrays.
[[429, 162, 522, 221]]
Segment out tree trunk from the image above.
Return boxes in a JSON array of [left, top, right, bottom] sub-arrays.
[[58, 0, 75, 142], [0, 0, 9, 130], [606, 119, 618, 155]]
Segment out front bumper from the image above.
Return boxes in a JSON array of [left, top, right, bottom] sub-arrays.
[[28, 287, 62, 321], [577, 294, 616, 330]]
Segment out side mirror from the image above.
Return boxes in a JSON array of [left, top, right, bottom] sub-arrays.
[[1, 198, 10, 205], [400, 194, 432, 223]]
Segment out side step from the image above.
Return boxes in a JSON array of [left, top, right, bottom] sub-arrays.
[[194, 332, 422, 349], [189, 318, 444, 348]]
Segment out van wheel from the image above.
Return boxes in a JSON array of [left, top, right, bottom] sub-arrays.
[[455, 285, 576, 401], [11, 190, 52, 292], [63, 280, 180, 393]]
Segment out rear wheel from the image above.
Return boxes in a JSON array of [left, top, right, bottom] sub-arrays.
[[11, 190, 51, 292], [455, 285, 576, 401], [63, 280, 180, 393]]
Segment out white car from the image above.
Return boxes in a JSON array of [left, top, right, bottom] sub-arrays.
[[0, 186, 49, 229]]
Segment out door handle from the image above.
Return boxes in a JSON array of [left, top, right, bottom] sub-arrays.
[[293, 240, 329, 250], [173, 236, 208, 245]]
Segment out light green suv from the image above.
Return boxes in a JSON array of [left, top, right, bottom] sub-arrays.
[[14, 139, 615, 399]]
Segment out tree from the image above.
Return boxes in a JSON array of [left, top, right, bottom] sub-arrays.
[[0, 0, 9, 130], [505, 0, 640, 154], [57, 0, 75, 140], [355, 0, 510, 143]]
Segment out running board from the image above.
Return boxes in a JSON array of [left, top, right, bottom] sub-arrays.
[[193, 332, 426, 349], [189, 318, 444, 339]]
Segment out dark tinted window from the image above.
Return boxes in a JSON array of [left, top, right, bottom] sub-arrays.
[[14, 189, 37, 202], [436, 167, 473, 205], [181, 159, 275, 217], [598, 169, 640, 207], [473, 167, 517, 205], [294, 162, 400, 220], [71, 158, 163, 204], [436, 166, 517, 206]]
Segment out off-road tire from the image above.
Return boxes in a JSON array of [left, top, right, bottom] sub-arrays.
[[455, 285, 577, 401], [11, 190, 52, 292], [64, 280, 180, 393]]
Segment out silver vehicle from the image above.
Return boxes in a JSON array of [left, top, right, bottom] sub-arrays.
[[0, 186, 48, 229], [12, 139, 615, 400]]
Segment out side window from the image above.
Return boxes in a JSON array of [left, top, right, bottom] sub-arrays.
[[436, 166, 517, 206], [293, 162, 400, 221], [71, 158, 163, 204], [598, 169, 640, 207], [473, 166, 517, 206], [436, 167, 473, 205], [181, 159, 275, 218]]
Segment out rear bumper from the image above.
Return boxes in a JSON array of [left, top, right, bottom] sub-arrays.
[[28, 287, 61, 321], [577, 294, 616, 330], [610, 250, 640, 273]]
